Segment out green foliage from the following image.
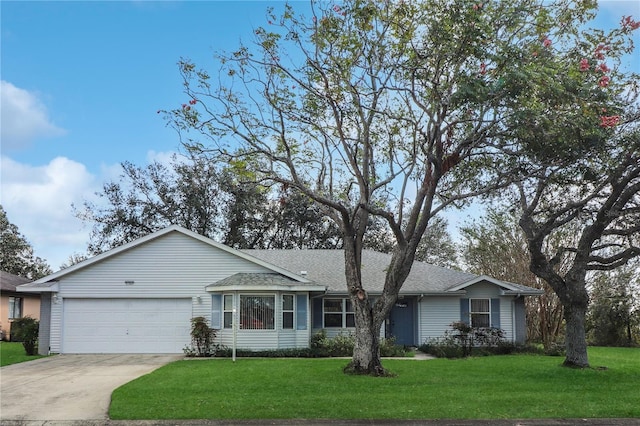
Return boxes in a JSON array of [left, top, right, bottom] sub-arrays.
[[10, 316, 39, 356], [110, 347, 640, 420], [587, 267, 640, 347], [184, 317, 217, 357], [213, 346, 314, 358], [167, 0, 639, 373], [460, 207, 566, 348], [211, 331, 408, 358], [420, 321, 520, 358], [75, 155, 342, 253], [0, 342, 45, 367], [310, 330, 355, 357], [310, 330, 409, 357], [0, 205, 52, 278]]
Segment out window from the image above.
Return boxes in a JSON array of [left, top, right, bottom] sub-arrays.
[[223, 295, 234, 329], [240, 295, 275, 330], [470, 299, 490, 328], [8, 297, 22, 319], [323, 298, 355, 328], [282, 294, 294, 329]]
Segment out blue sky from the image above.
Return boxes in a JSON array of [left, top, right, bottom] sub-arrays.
[[1, 1, 639, 270]]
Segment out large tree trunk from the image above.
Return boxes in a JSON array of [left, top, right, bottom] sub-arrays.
[[341, 232, 394, 376], [562, 303, 590, 368], [341, 231, 411, 376], [344, 301, 389, 376], [556, 276, 590, 368]]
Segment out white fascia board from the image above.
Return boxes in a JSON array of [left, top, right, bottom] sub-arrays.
[[207, 284, 326, 292], [448, 275, 527, 293], [501, 289, 544, 296], [17, 282, 59, 293]]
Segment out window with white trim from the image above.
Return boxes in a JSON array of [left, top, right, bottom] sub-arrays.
[[470, 298, 490, 328], [9, 297, 22, 319], [323, 298, 355, 328], [223, 294, 234, 329], [240, 295, 275, 330], [282, 294, 294, 329]]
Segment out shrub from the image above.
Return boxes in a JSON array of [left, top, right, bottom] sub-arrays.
[[419, 322, 512, 359], [213, 347, 313, 358], [184, 317, 218, 357], [310, 330, 408, 357], [211, 331, 409, 358], [10, 316, 39, 355], [379, 336, 409, 357], [543, 341, 566, 357]]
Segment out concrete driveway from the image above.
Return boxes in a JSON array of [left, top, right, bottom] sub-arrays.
[[0, 354, 180, 421]]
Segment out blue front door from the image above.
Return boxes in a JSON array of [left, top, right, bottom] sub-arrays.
[[389, 297, 415, 346]]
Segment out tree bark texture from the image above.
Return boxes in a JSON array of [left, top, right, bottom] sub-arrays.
[[344, 301, 388, 376], [563, 303, 589, 368]]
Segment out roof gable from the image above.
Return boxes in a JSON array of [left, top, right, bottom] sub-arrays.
[[447, 275, 543, 295], [29, 225, 311, 285]]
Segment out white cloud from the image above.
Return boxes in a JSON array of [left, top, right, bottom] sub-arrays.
[[0, 81, 66, 150], [0, 156, 99, 270], [146, 149, 182, 165], [0, 152, 180, 271]]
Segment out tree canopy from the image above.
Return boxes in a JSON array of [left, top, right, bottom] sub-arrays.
[[74, 154, 343, 254], [0, 205, 52, 280], [163, 0, 639, 374]]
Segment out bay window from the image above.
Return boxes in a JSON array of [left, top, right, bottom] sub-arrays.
[[240, 295, 275, 330]]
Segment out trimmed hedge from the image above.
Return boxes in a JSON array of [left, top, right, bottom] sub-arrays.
[[204, 330, 410, 358]]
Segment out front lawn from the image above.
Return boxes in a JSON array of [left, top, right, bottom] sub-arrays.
[[110, 347, 640, 420], [0, 341, 45, 367]]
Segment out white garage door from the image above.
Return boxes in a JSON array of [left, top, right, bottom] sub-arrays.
[[62, 298, 192, 353]]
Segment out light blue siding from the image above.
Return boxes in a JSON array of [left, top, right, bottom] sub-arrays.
[[296, 294, 307, 330]]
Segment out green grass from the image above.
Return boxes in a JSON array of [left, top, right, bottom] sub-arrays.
[[0, 341, 45, 367], [110, 347, 640, 420]]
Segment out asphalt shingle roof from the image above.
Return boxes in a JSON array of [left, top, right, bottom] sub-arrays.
[[0, 271, 31, 293], [242, 249, 479, 294], [208, 272, 320, 288]]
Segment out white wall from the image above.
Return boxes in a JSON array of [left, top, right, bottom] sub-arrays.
[[49, 231, 273, 353]]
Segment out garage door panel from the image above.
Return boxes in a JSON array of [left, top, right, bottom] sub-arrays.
[[62, 299, 192, 353]]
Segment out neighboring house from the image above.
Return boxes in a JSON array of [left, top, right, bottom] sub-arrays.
[[18, 225, 542, 355], [0, 271, 40, 341]]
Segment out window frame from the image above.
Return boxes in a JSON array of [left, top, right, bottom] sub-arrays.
[[323, 298, 355, 328], [8, 296, 23, 320], [223, 294, 234, 329], [282, 294, 294, 330], [469, 298, 491, 328]]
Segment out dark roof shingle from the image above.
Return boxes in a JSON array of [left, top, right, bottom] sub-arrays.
[[242, 249, 478, 294], [0, 271, 32, 293]]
